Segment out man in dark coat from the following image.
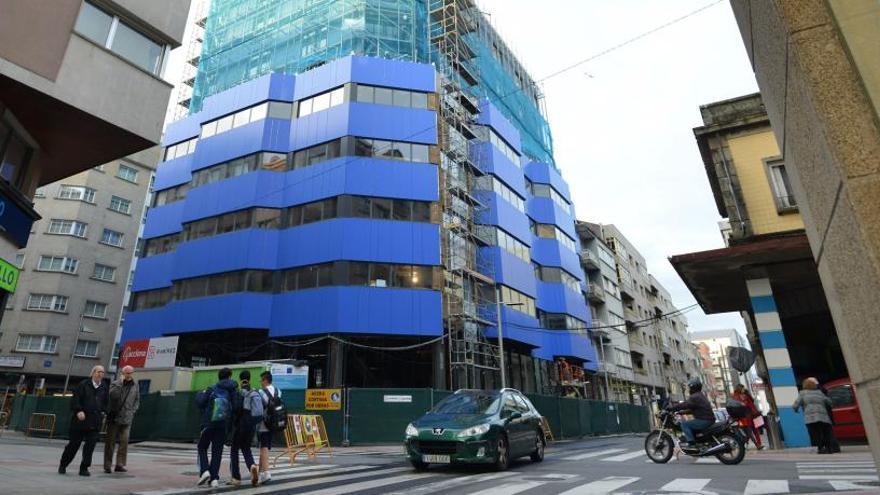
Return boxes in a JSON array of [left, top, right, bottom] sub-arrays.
[[59, 365, 109, 476]]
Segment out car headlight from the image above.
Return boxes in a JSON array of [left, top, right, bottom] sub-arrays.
[[405, 423, 419, 437], [457, 423, 491, 438]]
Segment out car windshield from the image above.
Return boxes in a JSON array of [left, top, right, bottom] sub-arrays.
[[431, 392, 501, 414]]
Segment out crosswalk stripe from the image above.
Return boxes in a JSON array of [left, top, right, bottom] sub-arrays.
[[559, 476, 640, 494], [744, 479, 790, 495], [660, 478, 710, 492], [797, 462, 876, 466], [384, 471, 521, 495], [292, 472, 437, 495], [799, 474, 879, 480], [468, 481, 546, 495], [563, 448, 626, 461], [601, 450, 645, 462], [695, 457, 720, 464], [798, 469, 877, 473], [829, 479, 880, 491]]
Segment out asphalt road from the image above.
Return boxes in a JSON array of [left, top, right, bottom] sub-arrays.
[[1, 433, 877, 494]]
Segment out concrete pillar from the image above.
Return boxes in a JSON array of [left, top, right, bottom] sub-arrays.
[[432, 340, 447, 390], [746, 278, 810, 447], [327, 338, 345, 388]]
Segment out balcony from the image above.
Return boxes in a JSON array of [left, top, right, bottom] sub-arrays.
[[580, 249, 600, 271], [586, 283, 605, 303]]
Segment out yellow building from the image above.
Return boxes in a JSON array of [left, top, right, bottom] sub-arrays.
[[670, 93, 846, 448]]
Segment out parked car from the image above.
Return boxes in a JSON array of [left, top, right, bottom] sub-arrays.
[[404, 388, 545, 471], [825, 378, 866, 440]]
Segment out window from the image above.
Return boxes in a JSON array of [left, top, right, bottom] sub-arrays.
[[538, 311, 585, 331], [500, 285, 536, 317], [34, 187, 47, 198], [74, 2, 167, 74], [475, 176, 525, 213], [26, 294, 68, 312], [143, 233, 180, 257], [153, 183, 188, 206], [526, 179, 572, 214], [117, 164, 138, 183], [828, 385, 856, 407], [84, 301, 108, 319], [536, 265, 581, 292], [13, 253, 24, 269], [47, 219, 88, 238], [130, 288, 171, 310], [200, 101, 291, 139], [92, 264, 116, 282], [15, 334, 59, 353], [351, 84, 431, 110], [767, 159, 797, 212], [164, 137, 198, 160], [37, 255, 78, 274], [486, 127, 519, 165], [531, 221, 578, 252], [109, 195, 132, 214], [101, 228, 124, 247], [58, 185, 96, 203], [74, 340, 99, 358]]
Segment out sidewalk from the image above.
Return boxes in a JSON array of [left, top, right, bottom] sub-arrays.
[[746, 443, 876, 463]]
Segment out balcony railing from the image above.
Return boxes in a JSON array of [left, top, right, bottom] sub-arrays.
[[586, 283, 605, 303], [580, 249, 600, 271]]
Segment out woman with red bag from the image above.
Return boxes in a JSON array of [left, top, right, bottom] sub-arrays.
[[732, 384, 765, 450]]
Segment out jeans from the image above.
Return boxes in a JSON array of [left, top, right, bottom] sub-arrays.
[[230, 426, 256, 480], [680, 419, 714, 443], [60, 428, 98, 472], [104, 422, 131, 469], [197, 425, 226, 481]]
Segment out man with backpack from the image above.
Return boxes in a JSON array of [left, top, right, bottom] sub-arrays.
[[257, 371, 286, 485], [227, 370, 261, 487], [195, 367, 238, 487]]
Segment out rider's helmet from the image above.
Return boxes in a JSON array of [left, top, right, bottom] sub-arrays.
[[687, 377, 703, 394]]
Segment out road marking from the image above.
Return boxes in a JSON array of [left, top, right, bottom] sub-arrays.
[[744, 479, 790, 495], [564, 448, 627, 461], [559, 476, 640, 494], [468, 481, 546, 495], [797, 469, 877, 473], [601, 450, 645, 462], [796, 462, 876, 467], [799, 474, 879, 481], [180, 466, 413, 495], [660, 478, 711, 492], [384, 471, 520, 495], [695, 457, 720, 464], [829, 479, 880, 491], [292, 472, 437, 495]]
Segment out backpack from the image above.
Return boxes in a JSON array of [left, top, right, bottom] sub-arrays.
[[241, 389, 264, 428], [209, 386, 232, 425], [262, 387, 287, 432]]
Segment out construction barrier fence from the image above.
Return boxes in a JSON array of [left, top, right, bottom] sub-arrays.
[[5, 388, 650, 445]]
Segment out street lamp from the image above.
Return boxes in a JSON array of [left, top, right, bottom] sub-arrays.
[[494, 285, 522, 390], [62, 314, 92, 394]]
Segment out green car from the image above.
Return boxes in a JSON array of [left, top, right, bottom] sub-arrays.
[[405, 388, 546, 471]]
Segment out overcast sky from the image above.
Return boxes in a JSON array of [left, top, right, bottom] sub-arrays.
[[475, 0, 758, 334], [164, 0, 757, 336]]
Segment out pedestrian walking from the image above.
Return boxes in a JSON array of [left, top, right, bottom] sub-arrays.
[[59, 365, 108, 476], [228, 370, 261, 487], [732, 384, 764, 450], [104, 365, 140, 473], [819, 383, 842, 453], [793, 377, 834, 454], [257, 371, 284, 485], [195, 367, 238, 487]]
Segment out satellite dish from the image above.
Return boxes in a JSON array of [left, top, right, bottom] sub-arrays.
[[727, 346, 755, 373]]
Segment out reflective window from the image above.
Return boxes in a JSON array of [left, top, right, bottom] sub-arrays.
[[500, 285, 536, 317], [58, 185, 96, 203], [475, 176, 525, 213], [74, 2, 167, 75], [100, 228, 124, 247]]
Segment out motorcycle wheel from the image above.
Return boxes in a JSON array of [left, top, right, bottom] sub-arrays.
[[644, 430, 674, 464], [715, 433, 746, 465]]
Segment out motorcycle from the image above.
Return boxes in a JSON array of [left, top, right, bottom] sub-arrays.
[[644, 405, 746, 465]]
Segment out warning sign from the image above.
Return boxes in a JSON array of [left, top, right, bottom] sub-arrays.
[[305, 389, 342, 410]]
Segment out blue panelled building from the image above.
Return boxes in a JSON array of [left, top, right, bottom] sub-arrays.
[[124, 0, 596, 392]]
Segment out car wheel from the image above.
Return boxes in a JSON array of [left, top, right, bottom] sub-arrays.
[[410, 459, 429, 471], [494, 433, 510, 471], [530, 430, 545, 462]]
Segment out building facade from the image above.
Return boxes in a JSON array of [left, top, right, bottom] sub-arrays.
[[670, 93, 846, 447], [0, 0, 186, 384], [691, 328, 755, 407], [172, 0, 211, 121], [123, 0, 595, 392], [1, 151, 156, 391], [576, 221, 633, 402], [728, 0, 880, 462], [694, 342, 719, 406]]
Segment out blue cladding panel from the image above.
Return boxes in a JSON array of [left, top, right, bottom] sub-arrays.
[[291, 104, 436, 151], [173, 230, 280, 278], [485, 307, 543, 349], [777, 406, 811, 448], [525, 161, 572, 201], [476, 99, 522, 153], [131, 254, 175, 292], [193, 119, 291, 172], [293, 56, 435, 100], [163, 116, 202, 147], [471, 142, 528, 197], [527, 198, 577, 240], [750, 295, 778, 314], [153, 155, 194, 190], [531, 238, 583, 279], [474, 192, 531, 245], [759, 330, 788, 350], [201, 74, 295, 120], [535, 281, 590, 321], [768, 368, 797, 387], [482, 247, 536, 298], [270, 287, 442, 337], [142, 201, 185, 239]]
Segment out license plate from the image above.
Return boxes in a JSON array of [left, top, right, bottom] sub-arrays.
[[422, 454, 451, 463]]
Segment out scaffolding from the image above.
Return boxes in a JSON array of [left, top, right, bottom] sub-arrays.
[[428, 0, 500, 390]]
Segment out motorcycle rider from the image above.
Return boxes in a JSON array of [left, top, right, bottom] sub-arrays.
[[667, 378, 715, 450]]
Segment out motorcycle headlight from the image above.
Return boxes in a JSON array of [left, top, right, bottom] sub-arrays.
[[457, 423, 491, 438], [405, 423, 419, 437]]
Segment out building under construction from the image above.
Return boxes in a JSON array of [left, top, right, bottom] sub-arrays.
[[124, 0, 596, 393]]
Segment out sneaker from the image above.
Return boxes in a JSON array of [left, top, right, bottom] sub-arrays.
[[79, 469, 90, 477], [197, 471, 211, 486], [104, 467, 111, 474], [210, 480, 220, 488], [58, 466, 66, 475], [250, 465, 260, 486], [114, 466, 127, 473], [259, 472, 272, 485], [225, 479, 241, 487]]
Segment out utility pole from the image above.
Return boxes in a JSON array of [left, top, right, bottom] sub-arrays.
[[495, 285, 507, 389], [62, 314, 86, 395]]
